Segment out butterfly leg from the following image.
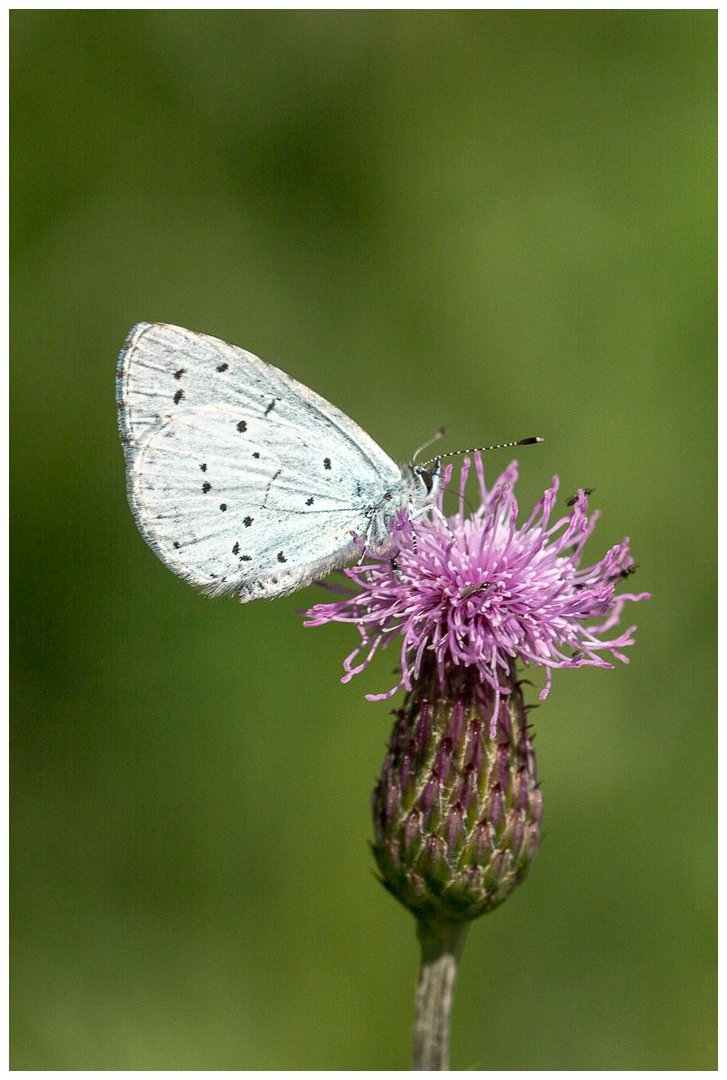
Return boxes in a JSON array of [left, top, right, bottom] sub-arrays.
[[425, 504, 456, 539]]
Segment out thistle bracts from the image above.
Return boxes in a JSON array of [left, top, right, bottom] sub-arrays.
[[372, 664, 542, 923]]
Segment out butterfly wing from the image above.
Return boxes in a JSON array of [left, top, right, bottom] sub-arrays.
[[117, 322, 401, 600]]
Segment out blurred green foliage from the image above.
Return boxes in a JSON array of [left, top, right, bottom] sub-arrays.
[[11, 10, 715, 1069]]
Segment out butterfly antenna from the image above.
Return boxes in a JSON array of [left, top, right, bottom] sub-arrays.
[[420, 435, 543, 468], [412, 426, 448, 462]]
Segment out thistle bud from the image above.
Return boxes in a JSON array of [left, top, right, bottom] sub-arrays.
[[372, 663, 542, 923]]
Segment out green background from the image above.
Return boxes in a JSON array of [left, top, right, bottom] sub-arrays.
[[11, 10, 715, 1070]]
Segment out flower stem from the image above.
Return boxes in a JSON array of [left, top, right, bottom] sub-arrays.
[[412, 918, 469, 1070]]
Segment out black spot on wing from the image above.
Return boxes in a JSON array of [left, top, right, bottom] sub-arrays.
[[237, 421, 247, 433], [219, 503, 227, 512], [173, 389, 184, 405], [323, 457, 332, 470], [200, 463, 207, 472], [252, 452, 260, 459], [232, 542, 239, 555], [305, 497, 314, 506], [216, 362, 229, 372], [174, 368, 185, 380], [265, 398, 278, 416], [277, 552, 287, 563], [243, 516, 253, 527], [202, 481, 211, 493]]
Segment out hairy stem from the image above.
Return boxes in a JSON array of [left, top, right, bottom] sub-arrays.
[[412, 919, 469, 1070]]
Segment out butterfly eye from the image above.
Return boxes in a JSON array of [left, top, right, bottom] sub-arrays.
[[420, 465, 439, 495]]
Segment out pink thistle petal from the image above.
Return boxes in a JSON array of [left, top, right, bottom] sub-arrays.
[[305, 454, 650, 699]]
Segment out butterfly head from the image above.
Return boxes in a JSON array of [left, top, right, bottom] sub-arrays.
[[399, 458, 442, 516], [403, 429, 544, 518], [415, 458, 442, 500]]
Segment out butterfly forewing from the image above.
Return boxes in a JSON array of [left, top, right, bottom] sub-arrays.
[[117, 323, 402, 598]]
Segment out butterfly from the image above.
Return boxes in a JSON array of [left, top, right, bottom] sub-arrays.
[[116, 323, 444, 602]]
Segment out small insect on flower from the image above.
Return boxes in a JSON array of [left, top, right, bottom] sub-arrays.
[[566, 486, 595, 506], [305, 455, 650, 702]]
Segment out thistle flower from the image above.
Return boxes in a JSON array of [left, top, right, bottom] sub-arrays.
[[305, 456, 649, 707], [304, 455, 649, 1069]]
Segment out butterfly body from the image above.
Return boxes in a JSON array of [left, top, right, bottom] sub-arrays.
[[117, 323, 440, 601]]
